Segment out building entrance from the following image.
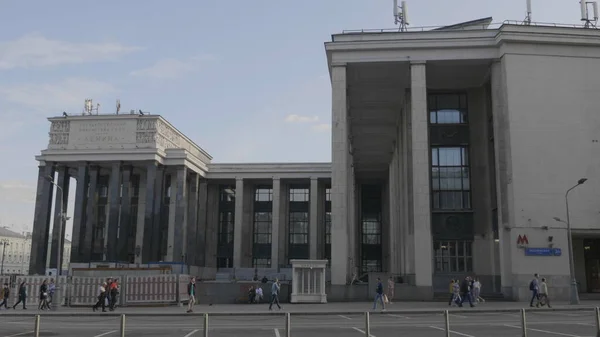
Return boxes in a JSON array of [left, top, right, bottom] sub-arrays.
[[583, 239, 600, 293]]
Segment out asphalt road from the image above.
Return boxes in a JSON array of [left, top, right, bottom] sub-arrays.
[[0, 309, 598, 337]]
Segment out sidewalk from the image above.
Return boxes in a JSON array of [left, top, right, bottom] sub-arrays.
[[47, 300, 600, 314]]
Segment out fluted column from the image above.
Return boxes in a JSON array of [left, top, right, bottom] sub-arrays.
[[233, 178, 244, 268], [309, 178, 318, 259], [271, 178, 281, 268]]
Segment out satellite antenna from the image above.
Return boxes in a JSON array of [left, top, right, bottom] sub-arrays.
[[393, 0, 409, 32], [580, 0, 599, 28], [524, 0, 532, 25]]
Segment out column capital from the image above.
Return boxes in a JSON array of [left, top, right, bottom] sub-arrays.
[[331, 62, 347, 68], [410, 60, 427, 66], [272, 177, 280, 181], [235, 177, 243, 182]]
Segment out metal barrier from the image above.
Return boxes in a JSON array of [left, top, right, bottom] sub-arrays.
[[7, 307, 600, 336]]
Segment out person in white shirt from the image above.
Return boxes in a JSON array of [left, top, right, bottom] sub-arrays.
[[93, 282, 107, 312], [537, 278, 551, 308], [473, 278, 485, 303], [387, 277, 395, 304], [255, 287, 263, 303]]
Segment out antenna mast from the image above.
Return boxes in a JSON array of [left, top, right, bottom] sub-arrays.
[[524, 0, 532, 25], [83, 99, 100, 115], [393, 0, 409, 32], [581, 0, 599, 28]]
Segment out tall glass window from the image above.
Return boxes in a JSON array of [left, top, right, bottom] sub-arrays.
[[324, 188, 332, 262], [290, 188, 309, 202], [218, 212, 234, 245], [255, 188, 272, 202], [217, 185, 235, 268], [252, 211, 272, 268], [429, 93, 468, 124], [431, 147, 471, 210], [289, 212, 309, 244], [433, 240, 473, 272]]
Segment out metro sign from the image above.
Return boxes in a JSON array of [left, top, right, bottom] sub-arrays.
[[517, 235, 529, 248]]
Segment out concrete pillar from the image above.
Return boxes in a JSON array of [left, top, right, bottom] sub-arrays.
[[233, 178, 244, 268], [106, 162, 122, 261], [278, 182, 289, 266], [83, 166, 98, 262], [242, 182, 254, 267], [151, 167, 165, 261], [186, 173, 200, 266], [400, 93, 412, 278], [388, 149, 399, 275], [331, 64, 349, 285], [30, 163, 55, 275], [142, 163, 157, 263], [71, 163, 89, 263], [49, 166, 70, 270], [117, 165, 132, 261], [204, 184, 219, 269], [309, 178, 319, 260], [134, 170, 147, 264], [271, 178, 281, 268], [410, 61, 433, 288], [171, 166, 188, 263]]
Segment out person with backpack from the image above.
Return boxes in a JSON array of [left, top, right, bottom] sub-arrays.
[[459, 276, 474, 307], [372, 277, 386, 311], [529, 273, 540, 307]]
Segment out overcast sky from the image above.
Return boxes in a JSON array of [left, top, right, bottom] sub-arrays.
[[0, 0, 584, 237]]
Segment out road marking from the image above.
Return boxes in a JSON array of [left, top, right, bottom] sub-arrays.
[[429, 326, 476, 337], [338, 315, 352, 320], [5, 332, 34, 337], [351, 327, 376, 337], [504, 324, 585, 337], [387, 314, 412, 319], [93, 331, 117, 337], [183, 329, 200, 337], [450, 314, 469, 318], [274, 328, 281, 337]]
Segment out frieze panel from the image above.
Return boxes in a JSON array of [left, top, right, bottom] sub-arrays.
[[137, 119, 157, 131], [136, 131, 156, 144], [156, 134, 178, 149], [156, 120, 181, 145], [51, 120, 70, 133], [49, 133, 69, 145]]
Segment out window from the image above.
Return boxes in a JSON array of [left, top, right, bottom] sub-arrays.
[[253, 258, 271, 268], [289, 212, 309, 244], [362, 214, 381, 245], [433, 241, 473, 272], [325, 188, 331, 202], [431, 147, 471, 210], [255, 188, 273, 202], [290, 188, 309, 202], [253, 212, 272, 244], [218, 212, 234, 244], [325, 212, 332, 245], [220, 187, 235, 202], [429, 93, 468, 124]]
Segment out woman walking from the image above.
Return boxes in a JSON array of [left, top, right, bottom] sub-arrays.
[[12, 281, 27, 310], [38, 279, 50, 310], [93, 282, 108, 312]]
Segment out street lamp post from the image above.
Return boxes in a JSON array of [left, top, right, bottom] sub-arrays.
[[46, 175, 65, 276], [0, 240, 9, 275], [553, 178, 587, 305]]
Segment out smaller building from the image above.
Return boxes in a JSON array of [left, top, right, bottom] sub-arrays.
[[0, 227, 31, 275]]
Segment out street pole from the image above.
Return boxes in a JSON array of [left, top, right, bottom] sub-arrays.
[[48, 176, 64, 277], [565, 179, 587, 305]]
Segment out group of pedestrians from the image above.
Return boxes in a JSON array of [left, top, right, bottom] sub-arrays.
[[449, 276, 484, 308], [529, 273, 551, 308], [92, 278, 120, 312], [0, 279, 56, 311]]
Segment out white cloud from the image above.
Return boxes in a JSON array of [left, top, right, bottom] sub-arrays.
[[284, 114, 319, 123], [130, 55, 215, 79], [0, 180, 36, 203], [311, 123, 331, 132], [0, 34, 141, 70], [0, 77, 115, 113]]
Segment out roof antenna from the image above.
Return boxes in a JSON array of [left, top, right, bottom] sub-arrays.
[[581, 0, 599, 28], [524, 0, 532, 25], [393, 0, 409, 32]]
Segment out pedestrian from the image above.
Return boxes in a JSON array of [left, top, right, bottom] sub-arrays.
[[448, 279, 455, 306], [47, 279, 56, 309], [38, 279, 49, 310], [0, 283, 9, 309], [529, 273, 540, 307], [268, 278, 282, 311], [387, 276, 395, 304], [459, 276, 474, 308], [12, 281, 27, 310], [256, 286, 263, 303], [452, 280, 461, 306], [109, 279, 119, 311], [372, 277, 386, 311], [537, 278, 551, 308], [473, 278, 484, 303], [186, 277, 196, 313], [93, 282, 107, 312]]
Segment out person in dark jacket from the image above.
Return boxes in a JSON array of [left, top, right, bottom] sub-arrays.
[[372, 277, 386, 311], [12, 281, 27, 310], [0, 283, 9, 308], [459, 276, 474, 307], [93, 282, 107, 312], [186, 277, 197, 313], [38, 279, 49, 310]]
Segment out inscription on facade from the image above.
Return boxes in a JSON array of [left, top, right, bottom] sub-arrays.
[[136, 132, 156, 143], [49, 133, 69, 145], [51, 120, 70, 133], [76, 121, 128, 144], [137, 119, 157, 131]]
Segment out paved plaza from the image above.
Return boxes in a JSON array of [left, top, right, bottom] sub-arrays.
[[1, 301, 600, 336]]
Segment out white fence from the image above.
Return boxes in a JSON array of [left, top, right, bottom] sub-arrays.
[[6, 274, 191, 307]]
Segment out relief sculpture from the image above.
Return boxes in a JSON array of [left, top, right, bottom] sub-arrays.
[[137, 119, 157, 131], [136, 131, 156, 143], [49, 133, 69, 145], [51, 120, 70, 133], [156, 120, 180, 146]]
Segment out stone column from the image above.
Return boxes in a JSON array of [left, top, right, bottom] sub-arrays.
[[70, 163, 89, 263], [83, 166, 99, 262], [106, 162, 122, 261], [117, 165, 132, 261], [410, 61, 433, 288], [271, 178, 281, 268], [30, 163, 55, 275], [49, 166, 69, 270], [204, 184, 219, 269], [278, 182, 288, 267], [134, 170, 147, 264], [309, 178, 319, 260], [233, 178, 244, 268], [330, 64, 349, 285], [186, 173, 200, 267], [388, 150, 399, 275], [142, 163, 157, 263], [151, 166, 165, 261], [171, 166, 187, 263]]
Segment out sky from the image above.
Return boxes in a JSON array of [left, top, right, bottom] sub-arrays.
[[0, 0, 584, 238]]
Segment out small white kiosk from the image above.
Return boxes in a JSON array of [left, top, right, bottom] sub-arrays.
[[290, 259, 328, 303]]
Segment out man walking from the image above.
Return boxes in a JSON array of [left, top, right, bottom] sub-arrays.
[[373, 277, 386, 311], [529, 273, 540, 307], [0, 283, 9, 309], [459, 276, 474, 308], [187, 277, 196, 313], [387, 276, 395, 304], [269, 278, 282, 311]]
